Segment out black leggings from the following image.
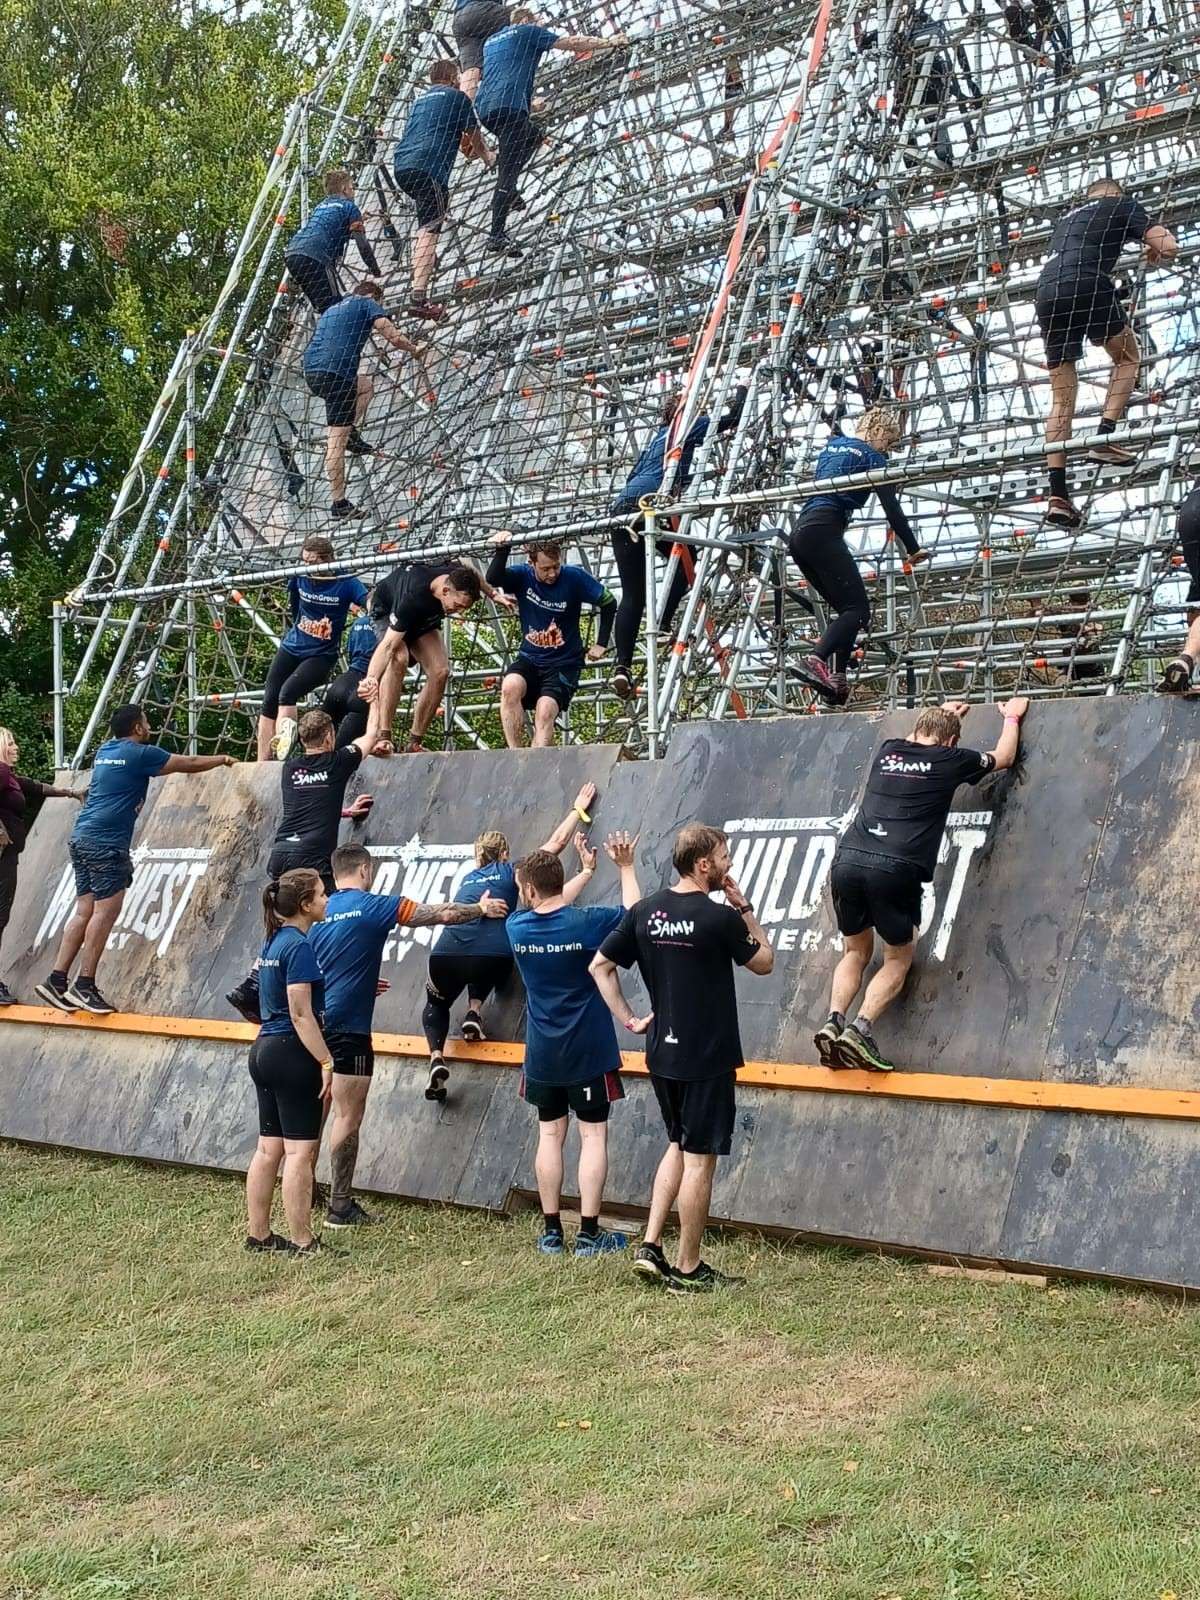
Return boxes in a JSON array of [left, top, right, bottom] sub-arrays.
[[484, 108, 543, 237], [262, 647, 335, 719], [1180, 487, 1200, 605], [611, 517, 691, 669], [322, 668, 369, 744], [422, 952, 513, 1052], [787, 509, 870, 673], [248, 1031, 323, 1140], [0, 846, 18, 960]]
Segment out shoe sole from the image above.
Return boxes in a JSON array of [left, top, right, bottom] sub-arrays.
[[324, 1214, 377, 1229], [1087, 450, 1137, 467], [1045, 511, 1083, 529], [64, 992, 116, 1015], [1158, 663, 1192, 694], [461, 1021, 485, 1041], [35, 984, 78, 1012], [632, 1257, 670, 1284], [814, 1030, 843, 1067], [794, 665, 838, 703], [424, 1065, 449, 1101], [834, 1037, 895, 1073], [612, 675, 634, 700]]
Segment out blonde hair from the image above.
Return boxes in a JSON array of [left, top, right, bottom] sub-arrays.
[[475, 830, 509, 865], [859, 405, 903, 451], [913, 707, 961, 745], [0, 727, 15, 763]]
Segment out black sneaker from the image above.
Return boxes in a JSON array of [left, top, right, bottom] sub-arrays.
[[0, 982, 15, 1007], [325, 1199, 380, 1228], [834, 1023, 896, 1073], [611, 666, 635, 701], [1157, 655, 1194, 694], [331, 498, 363, 520], [485, 234, 524, 258], [509, 193, 527, 212], [293, 1237, 341, 1256], [1045, 495, 1083, 529], [814, 1018, 844, 1066], [34, 974, 76, 1012], [829, 671, 850, 707], [666, 1260, 744, 1295], [461, 1009, 485, 1042], [345, 431, 375, 456], [632, 1240, 671, 1284], [425, 1057, 449, 1101], [64, 979, 117, 1016], [226, 975, 261, 1025], [245, 1232, 296, 1253]]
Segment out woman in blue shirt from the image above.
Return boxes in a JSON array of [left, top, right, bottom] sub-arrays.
[[257, 534, 368, 762], [245, 867, 333, 1254]]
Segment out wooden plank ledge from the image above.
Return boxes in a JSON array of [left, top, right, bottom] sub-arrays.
[[1, 1005, 1198, 1123]]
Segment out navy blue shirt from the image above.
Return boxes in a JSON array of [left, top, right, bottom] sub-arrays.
[[258, 925, 326, 1038], [287, 196, 367, 265], [805, 434, 890, 519], [72, 738, 172, 851], [394, 84, 478, 188], [303, 296, 386, 381], [499, 563, 606, 667], [435, 860, 518, 959], [281, 573, 369, 659], [310, 888, 416, 1036], [506, 904, 624, 1085], [476, 24, 559, 118], [345, 612, 377, 674], [613, 416, 711, 512]]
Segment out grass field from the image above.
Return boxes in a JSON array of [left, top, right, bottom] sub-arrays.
[[2, 1142, 1198, 1600]]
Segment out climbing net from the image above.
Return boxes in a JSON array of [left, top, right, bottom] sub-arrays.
[[57, 0, 1200, 765]]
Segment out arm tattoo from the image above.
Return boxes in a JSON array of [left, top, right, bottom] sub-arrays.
[[407, 901, 484, 928]]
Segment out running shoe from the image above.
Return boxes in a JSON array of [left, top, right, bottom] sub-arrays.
[[64, 979, 117, 1016], [537, 1229, 565, 1255], [293, 1237, 341, 1256], [611, 665, 635, 700], [461, 1009, 486, 1042], [226, 976, 262, 1025], [425, 1057, 449, 1102], [574, 1227, 630, 1258], [509, 193, 527, 212], [813, 1017, 844, 1066], [1157, 655, 1194, 694], [665, 1260, 744, 1295], [1087, 440, 1138, 467], [1045, 495, 1083, 529], [35, 974, 76, 1012], [632, 1240, 671, 1284], [485, 234, 524, 259], [0, 982, 15, 1007], [794, 654, 840, 703], [834, 1023, 896, 1073], [270, 718, 297, 760], [407, 299, 446, 322], [345, 430, 376, 456], [331, 498, 363, 520], [829, 671, 850, 707], [325, 1199, 380, 1228], [244, 1232, 296, 1253]]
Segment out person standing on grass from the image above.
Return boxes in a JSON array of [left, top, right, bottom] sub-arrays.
[[309, 842, 509, 1228], [245, 868, 333, 1255], [590, 823, 774, 1294], [815, 698, 1027, 1074], [506, 831, 640, 1257], [34, 705, 234, 1018], [421, 780, 597, 1101]]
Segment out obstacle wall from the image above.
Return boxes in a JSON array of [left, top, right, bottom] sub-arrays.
[[2, 700, 1199, 1287]]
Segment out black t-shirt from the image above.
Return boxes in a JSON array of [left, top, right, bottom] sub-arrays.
[[383, 561, 454, 640], [1041, 195, 1151, 284], [599, 889, 761, 1082], [272, 744, 363, 858], [838, 738, 994, 880]]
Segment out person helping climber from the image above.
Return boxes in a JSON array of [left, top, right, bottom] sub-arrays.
[[474, 9, 629, 258], [607, 381, 749, 700], [1036, 178, 1177, 529], [283, 169, 381, 315], [787, 406, 928, 708], [301, 280, 425, 520], [392, 60, 495, 321], [320, 608, 378, 745], [815, 698, 1028, 1074], [486, 531, 615, 747], [1158, 484, 1200, 694]]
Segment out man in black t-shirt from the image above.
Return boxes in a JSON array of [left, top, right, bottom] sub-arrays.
[[817, 697, 1028, 1075], [357, 560, 509, 752], [591, 823, 774, 1294], [1036, 179, 1177, 530]]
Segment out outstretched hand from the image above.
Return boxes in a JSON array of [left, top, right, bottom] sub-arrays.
[[491, 590, 517, 612], [346, 793, 374, 820], [488, 529, 514, 546], [999, 696, 1029, 720], [604, 829, 638, 868], [574, 781, 597, 818], [479, 891, 509, 920], [941, 700, 970, 719], [575, 831, 598, 874]]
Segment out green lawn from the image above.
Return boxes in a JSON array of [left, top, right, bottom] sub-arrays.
[[2, 1143, 1196, 1600]]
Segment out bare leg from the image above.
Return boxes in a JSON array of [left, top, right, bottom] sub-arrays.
[[459, 66, 482, 99], [329, 1075, 371, 1215], [255, 715, 276, 762], [534, 1116, 568, 1215], [1101, 327, 1140, 424], [644, 1142, 684, 1247], [1046, 361, 1078, 470], [49, 894, 94, 976], [409, 631, 450, 744], [856, 939, 915, 1026], [499, 673, 528, 749], [354, 373, 373, 427], [246, 1136, 284, 1239], [77, 891, 126, 982], [576, 1120, 609, 1217], [281, 1137, 317, 1246], [412, 227, 438, 296], [1186, 614, 1200, 661], [375, 645, 411, 746], [830, 928, 874, 1016], [531, 694, 560, 749], [675, 1152, 718, 1275], [326, 425, 351, 501]]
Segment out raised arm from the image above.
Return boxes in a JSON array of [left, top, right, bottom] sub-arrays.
[[486, 531, 518, 593], [539, 782, 597, 854], [603, 830, 641, 909], [721, 874, 775, 976], [1144, 223, 1178, 266], [552, 31, 629, 54], [160, 753, 236, 775], [561, 831, 598, 905], [373, 316, 422, 358], [985, 696, 1028, 772], [405, 891, 509, 928], [715, 382, 749, 436]]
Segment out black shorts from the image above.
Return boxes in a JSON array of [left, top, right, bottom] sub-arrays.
[[650, 1071, 737, 1157], [327, 1030, 375, 1078], [426, 951, 513, 1006], [1035, 274, 1129, 367], [284, 252, 341, 315], [521, 1071, 624, 1123], [394, 168, 450, 232], [305, 367, 358, 428], [504, 654, 582, 713], [830, 856, 924, 948], [68, 839, 134, 902], [262, 646, 335, 719], [267, 846, 335, 896], [249, 1032, 323, 1140], [452, 0, 510, 69]]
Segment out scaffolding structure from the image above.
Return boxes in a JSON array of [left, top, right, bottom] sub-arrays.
[[54, 0, 1200, 766]]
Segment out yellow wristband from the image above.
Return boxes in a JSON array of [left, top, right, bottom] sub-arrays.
[[574, 805, 592, 823], [319, 1060, 334, 1073]]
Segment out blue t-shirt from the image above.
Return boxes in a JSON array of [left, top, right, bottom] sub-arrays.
[[613, 416, 711, 511], [281, 573, 369, 659], [500, 563, 606, 667], [806, 434, 889, 520], [345, 612, 378, 674], [435, 860, 518, 959], [476, 24, 559, 118], [258, 925, 326, 1038], [72, 738, 172, 851], [507, 904, 624, 1085], [394, 84, 477, 188], [287, 196, 366, 266], [309, 888, 415, 1036], [303, 295, 385, 381]]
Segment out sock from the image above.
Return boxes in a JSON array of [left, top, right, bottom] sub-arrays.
[[50, 969, 68, 986], [852, 1016, 875, 1040], [1048, 466, 1068, 499], [828, 1010, 846, 1029], [542, 1211, 562, 1236], [1097, 416, 1116, 435], [579, 1215, 600, 1239]]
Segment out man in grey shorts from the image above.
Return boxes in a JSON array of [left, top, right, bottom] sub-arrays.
[[454, 0, 510, 98]]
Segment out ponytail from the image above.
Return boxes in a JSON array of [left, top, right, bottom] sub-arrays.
[[262, 867, 323, 938]]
